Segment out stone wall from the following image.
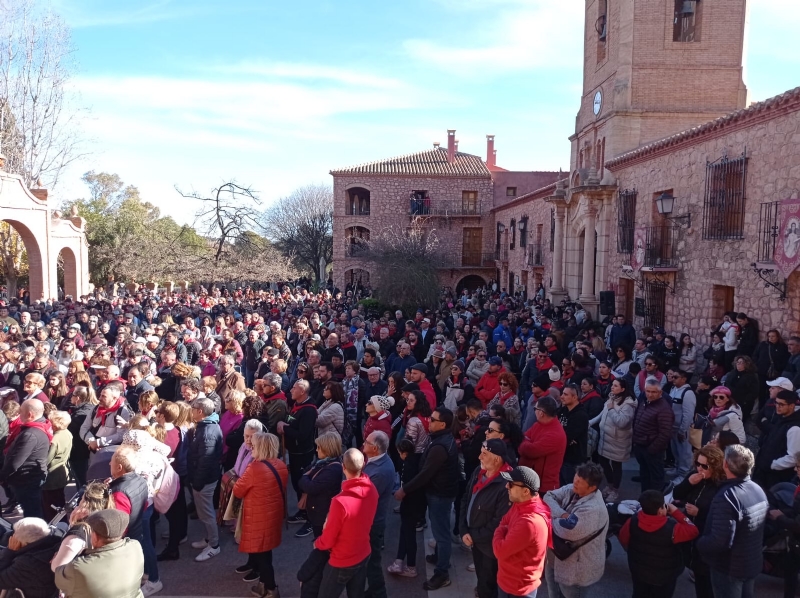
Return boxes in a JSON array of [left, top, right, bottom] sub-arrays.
[[605, 105, 800, 345]]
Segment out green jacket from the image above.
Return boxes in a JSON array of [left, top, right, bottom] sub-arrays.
[[55, 537, 144, 598], [43, 429, 72, 490]]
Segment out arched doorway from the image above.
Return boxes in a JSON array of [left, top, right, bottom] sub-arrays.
[[57, 247, 78, 300], [344, 268, 370, 288], [456, 274, 486, 294], [0, 219, 43, 301], [345, 226, 370, 257], [346, 187, 370, 216]]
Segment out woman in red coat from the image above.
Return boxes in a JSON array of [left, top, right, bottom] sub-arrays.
[[233, 432, 289, 598], [362, 394, 394, 442]]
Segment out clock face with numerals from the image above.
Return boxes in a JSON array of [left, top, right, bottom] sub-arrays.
[[593, 90, 602, 115]]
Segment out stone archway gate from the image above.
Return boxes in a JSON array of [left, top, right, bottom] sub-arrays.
[[0, 157, 89, 300]]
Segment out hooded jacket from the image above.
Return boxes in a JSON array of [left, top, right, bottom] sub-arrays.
[[474, 367, 505, 408], [493, 498, 551, 596], [518, 417, 566, 493], [314, 474, 379, 567]]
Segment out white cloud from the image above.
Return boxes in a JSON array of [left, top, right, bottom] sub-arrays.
[[50, 0, 202, 28], [404, 0, 584, 76]]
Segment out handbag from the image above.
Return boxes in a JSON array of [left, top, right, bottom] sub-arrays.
[[767, 348, 779, 380], [551, 524, 606, 560]]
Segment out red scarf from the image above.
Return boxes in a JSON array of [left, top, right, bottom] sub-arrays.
[[21, 419, 54, 442], [472, 463, 513, 494], [96, 396, 125, 421], [291, 400, 318, 415]]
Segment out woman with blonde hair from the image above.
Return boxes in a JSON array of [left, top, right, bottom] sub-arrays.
[[138, 389, 160, 422], [221, 390, 245, 457], [174, 401, 194, 430], [42, 410, 73, 519], [50, 481, 116, 570], [296, 432, 343, 538], [234, 433, 288, 597]]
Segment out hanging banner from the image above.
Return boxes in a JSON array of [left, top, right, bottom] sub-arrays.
[[630, 227, 646, 272], [774, 198, 800, 278]]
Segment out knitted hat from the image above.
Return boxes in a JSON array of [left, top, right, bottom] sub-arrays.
[[410, 363, 428, 374], [445, 346, 458, 357], [452, 359, 466, 372], [87, 509, 129, 540], [549, 366, 562, 382], [370, 394, 395, 413]]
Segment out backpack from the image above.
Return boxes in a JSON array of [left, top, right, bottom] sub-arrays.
[[153, 453, 180, 514]]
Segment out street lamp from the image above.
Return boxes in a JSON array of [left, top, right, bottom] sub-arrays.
[[654, 192, 691, 228]]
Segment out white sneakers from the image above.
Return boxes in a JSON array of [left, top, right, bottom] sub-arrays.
[[141, 580, 163, 596], [195, 545, 221, 562]]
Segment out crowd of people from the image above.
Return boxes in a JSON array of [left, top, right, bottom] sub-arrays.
[[0, 284, 795, 598]]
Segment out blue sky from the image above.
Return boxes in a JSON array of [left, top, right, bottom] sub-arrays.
[[53, 0, 800, 224]]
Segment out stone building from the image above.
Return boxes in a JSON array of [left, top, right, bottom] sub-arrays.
[[330, 132, 560, 294]]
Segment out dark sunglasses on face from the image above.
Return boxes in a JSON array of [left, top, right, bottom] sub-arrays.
[[695, 461, 709, 470]]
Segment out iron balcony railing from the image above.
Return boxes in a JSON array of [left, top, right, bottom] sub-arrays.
[[409, 198, 482, 216], [437, 252, 497, 268], [643, 225, 678, 268], [495, 246, 509, 262], [758, 201, 780, 263], [345, 242, 369, 258], [527, 243, 544, 267]]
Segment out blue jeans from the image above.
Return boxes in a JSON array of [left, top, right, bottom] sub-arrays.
[[709, 570, 755, 598], [426, 493, 454, 576], [318, 556, 369, 598], [499, 589, 537, 598], [669, 432, 693, 480], [12, 482, 43, 519], [140, 503, 159, 582]]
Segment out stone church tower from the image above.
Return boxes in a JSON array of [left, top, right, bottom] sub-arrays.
[[549, 0, 749, 311]]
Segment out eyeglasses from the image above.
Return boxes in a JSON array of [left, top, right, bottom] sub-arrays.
[[695, 461, 709, 470], [430, 417, 441, 423], [712, 395, 728, 400], [776, 401, 792, 408], [499, 382, 509, 387], [486, 427, 500, 434], [506, 482, 526, 489], [477, 354, 486, 359]]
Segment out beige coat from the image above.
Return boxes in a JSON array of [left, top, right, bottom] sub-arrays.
[[55, 537, 144, 598]]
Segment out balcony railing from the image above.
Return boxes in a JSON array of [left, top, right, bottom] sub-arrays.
[[758, 201, 780, 263], [345, 242, 370, 258], [527, 243, 544, 267], [345, 206, 370, 216], [409, 198, 482, 216], [437, 252, 497, 269], [643, 225, 678, 268], [495, 246, 509, 262]]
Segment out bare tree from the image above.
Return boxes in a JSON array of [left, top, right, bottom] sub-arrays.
[[364, 218, 441, 311], [0, 0, 84, 189], [178, 182, 298, 285], [262, 183, 333, 281]]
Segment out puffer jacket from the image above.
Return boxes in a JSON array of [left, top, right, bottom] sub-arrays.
[[591, 397, 636, 463], [234, 458, 289, 553], [474, 367, 505, 408], [459, 466, 512, 556], [466, 358, 490, 385], [79, 402, 133, 448], [544, 485, 609, 587], [187, 413, 223, 490], [298, 458, 343, 527], [0, 533, 61, 598], [316, 400, 345, 437], [696, 475, 768, 579], [632, 395, 674, 454]]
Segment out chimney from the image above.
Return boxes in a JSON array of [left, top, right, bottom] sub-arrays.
[[454, 140, 459, 153], [447, 129, 456, 163], [433, 142, 440, 149], [486, 135, 495, 168]]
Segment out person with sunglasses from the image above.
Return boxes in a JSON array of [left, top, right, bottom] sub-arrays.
[[467, 349, 490, 385], [672, 445, 725, 598], [706, 386, 745, 444], [754, 389, 800, 489]]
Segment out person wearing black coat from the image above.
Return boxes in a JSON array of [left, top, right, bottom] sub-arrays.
[[557, 386, 589, 486], [0, 524, 62, 598], [0, 400, 50, 519], [278, 381, 319, 522], [672, 446, 724, 598], [390, 439, 426, 576], [753, 332, 790, 409], [298, 451, 343, 538], [696, 445, 768, 597], [67, 400, 94, 488], [459, 439, 512, 598], [723, 357, 760, 421]]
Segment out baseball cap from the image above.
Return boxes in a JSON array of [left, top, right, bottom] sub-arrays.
[[500, 466, 541, 494], [767, 377, 794, 391], [483, 439, 509, 461], [488, 356, 502, 366]]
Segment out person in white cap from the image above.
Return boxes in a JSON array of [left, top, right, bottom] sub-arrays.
[[759, 377, 796, 435], [363, 395, 394, 439]]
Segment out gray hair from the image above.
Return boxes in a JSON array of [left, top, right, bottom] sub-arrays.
[[263, 372, 283, 389], [367, 430, 389, 454], [193, 397, 215, 417], [293, 379, 310, 395], [308, 350, 321, 360], [12, 517, 50, 545], [244, 418, 264, 433], [724, 444, 755, 477], [220, 354, 236, 366], [644, 376, 662, 387]]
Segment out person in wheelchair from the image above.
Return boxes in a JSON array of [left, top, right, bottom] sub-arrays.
[[0, 517, 61, 598]]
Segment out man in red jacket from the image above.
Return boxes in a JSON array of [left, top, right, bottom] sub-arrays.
[[407, 364, 436, 410], [518, 396, 566, 494], [475, 357, 505, 408], [314, 448, 379, 598], [493, 466, 552, 598]]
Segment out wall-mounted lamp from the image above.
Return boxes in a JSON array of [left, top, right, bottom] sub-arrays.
[[654, 192, 692, 228], [498, 224, 506, 233]]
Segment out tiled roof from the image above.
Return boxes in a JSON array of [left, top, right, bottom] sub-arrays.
[[493, 177, 568, 212], [330, 147, 491, 177], [607, 86, 800, 169]]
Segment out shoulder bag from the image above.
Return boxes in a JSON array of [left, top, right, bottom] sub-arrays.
[[261, 459, 288, 527], [551, 523, 606, 560]]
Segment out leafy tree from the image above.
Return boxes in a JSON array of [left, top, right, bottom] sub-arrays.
[[262, 183, 333, 281]]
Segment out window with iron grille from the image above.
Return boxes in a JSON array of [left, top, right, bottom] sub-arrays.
[[644, 281, 667, 330], [617, 188, 636, 253], [510, 218, 516, 249], [519, 217, 528, 247], [550, 209, 555, 251], [702, 150, 747, 240]]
